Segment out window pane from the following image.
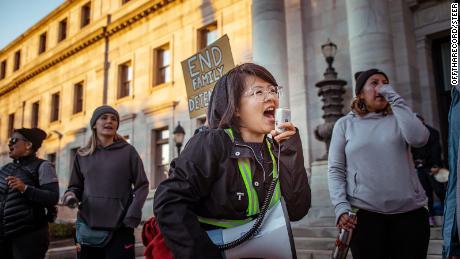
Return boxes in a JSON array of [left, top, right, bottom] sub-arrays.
[[205, 29, 218, 46], [32, 102, 39, 128], [161, 143, 170, 165], [161, 49, 170, 66], [8, 114, 15, 137], [127, 66, 133, 81], [164, 66, 171, 82], [159, 129, 169, 139], [1, 60, 6, 79], [14, 51, 21, 71], [118, 63, 131, 98]]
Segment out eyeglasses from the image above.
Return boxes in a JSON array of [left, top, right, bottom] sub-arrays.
[[8, 137, 28, 146], [244, 85, 282, 102]]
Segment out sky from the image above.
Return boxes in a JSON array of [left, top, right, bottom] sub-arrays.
[[0, 0, 66, 50]]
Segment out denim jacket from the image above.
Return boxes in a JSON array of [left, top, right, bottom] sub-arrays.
[[443, 85, 460, 258]]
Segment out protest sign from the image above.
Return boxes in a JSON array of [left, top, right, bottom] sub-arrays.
[[181, 34, 235, 118]]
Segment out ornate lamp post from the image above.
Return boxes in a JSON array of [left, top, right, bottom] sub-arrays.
[[314, 39, 347, 160], [173, 122, 185, 156]]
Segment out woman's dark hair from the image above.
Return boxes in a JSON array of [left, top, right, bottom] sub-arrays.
[[207, 63, 277, 129]]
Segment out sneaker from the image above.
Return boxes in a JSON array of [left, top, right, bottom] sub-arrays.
[[429, 216, 435, 227]]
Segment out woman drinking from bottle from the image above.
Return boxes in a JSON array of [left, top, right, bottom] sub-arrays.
[[328, 69, 430, 259]]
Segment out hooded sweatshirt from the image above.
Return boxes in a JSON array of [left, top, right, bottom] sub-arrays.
[[67, 140, 149, 229], [328, 85, 429, 222]]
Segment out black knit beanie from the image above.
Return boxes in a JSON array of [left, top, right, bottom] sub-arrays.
[[14, 128, 47, 151], [90, 105, 120, 129], [354, 68, 389, 96]]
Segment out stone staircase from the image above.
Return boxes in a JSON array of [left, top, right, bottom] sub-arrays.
[[291, 225, 443, 259]]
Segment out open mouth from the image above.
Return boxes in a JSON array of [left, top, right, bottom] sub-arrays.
[[264, 107, 275, 119], [103, 125, 114, 130]]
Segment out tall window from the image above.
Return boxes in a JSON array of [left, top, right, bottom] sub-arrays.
[[31, 102, 40, 128], [50, 92, 60, 122], [0, 60, 6, 79], [81, 2, 91, 28], [48, 153, 57, 166], [58, 18, 67, 42], [14, 50, 21, 71], [73, 82, 84, 114], [8, 113, 14, 137], [153, 128, 170, 188], [39, 32, 47, 54], [154, 44, 170, 85], [198, 23, 218, 49], [118, 62, 132, 99]]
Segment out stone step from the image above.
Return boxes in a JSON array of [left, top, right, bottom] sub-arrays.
[[46, 242, 144, 259], [292, 226, 443, 240], [294, 237, 443, 255], [295, 249, 442, 259]]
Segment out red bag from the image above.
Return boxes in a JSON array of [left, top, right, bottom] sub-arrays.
[[142, 217, 173, 259]]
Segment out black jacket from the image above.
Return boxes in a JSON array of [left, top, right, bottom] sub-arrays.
[[0, 156, 59, 239], [411, 124, 443, 169], [154, 128, 311, 259], [66, 140, 149, 230]]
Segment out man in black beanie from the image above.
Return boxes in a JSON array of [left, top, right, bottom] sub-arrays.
[[0, 127, 59, 259]]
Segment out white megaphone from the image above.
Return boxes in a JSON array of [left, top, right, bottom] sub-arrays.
[[206, 198, 297, 259]]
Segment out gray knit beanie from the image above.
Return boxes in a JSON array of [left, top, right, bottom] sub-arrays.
[[90, 105, 120, 129]]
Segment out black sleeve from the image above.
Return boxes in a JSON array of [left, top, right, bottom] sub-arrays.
[[153, 131, 224, 259], [123, 147, 149, 228], [276, 129, 311, 221], [428, 127, 443, 168], [66, 155, 84, 200], [23, 182, 59, 207]]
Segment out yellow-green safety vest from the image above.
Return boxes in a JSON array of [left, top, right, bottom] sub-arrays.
[[198, 128, 281, 228]]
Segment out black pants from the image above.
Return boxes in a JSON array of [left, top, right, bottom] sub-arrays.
[[417, 168, 446, 215], [350, 208, 430, 259], [80, 227, 135, 259], [0, 225, 49, 259]]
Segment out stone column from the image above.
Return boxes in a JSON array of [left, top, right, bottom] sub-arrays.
[[346, 0, 396, 85], [252, 0, 290, 107]]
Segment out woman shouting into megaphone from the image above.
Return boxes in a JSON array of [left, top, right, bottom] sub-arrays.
[[153, 63, 311, 258]]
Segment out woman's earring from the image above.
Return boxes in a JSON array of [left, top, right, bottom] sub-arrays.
[[358, 99, 367, 112]]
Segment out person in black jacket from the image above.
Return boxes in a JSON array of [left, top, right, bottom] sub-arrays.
[[411, 113, 446, 226], [63, 105, 149, 259], [154, 63, 311, 258], [0, 128, 59, 259]]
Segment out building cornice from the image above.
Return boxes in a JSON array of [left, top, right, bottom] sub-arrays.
[[0, 0, 176, 97]]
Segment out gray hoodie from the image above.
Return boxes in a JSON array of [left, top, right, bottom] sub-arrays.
[[328, 85, 429, 222], [67, 140, 149, 229]]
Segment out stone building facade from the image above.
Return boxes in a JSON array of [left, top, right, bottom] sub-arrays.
[[0, 0, 453, 221]]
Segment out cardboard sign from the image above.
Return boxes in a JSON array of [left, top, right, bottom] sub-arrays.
[[181, 35, 235, 118]]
